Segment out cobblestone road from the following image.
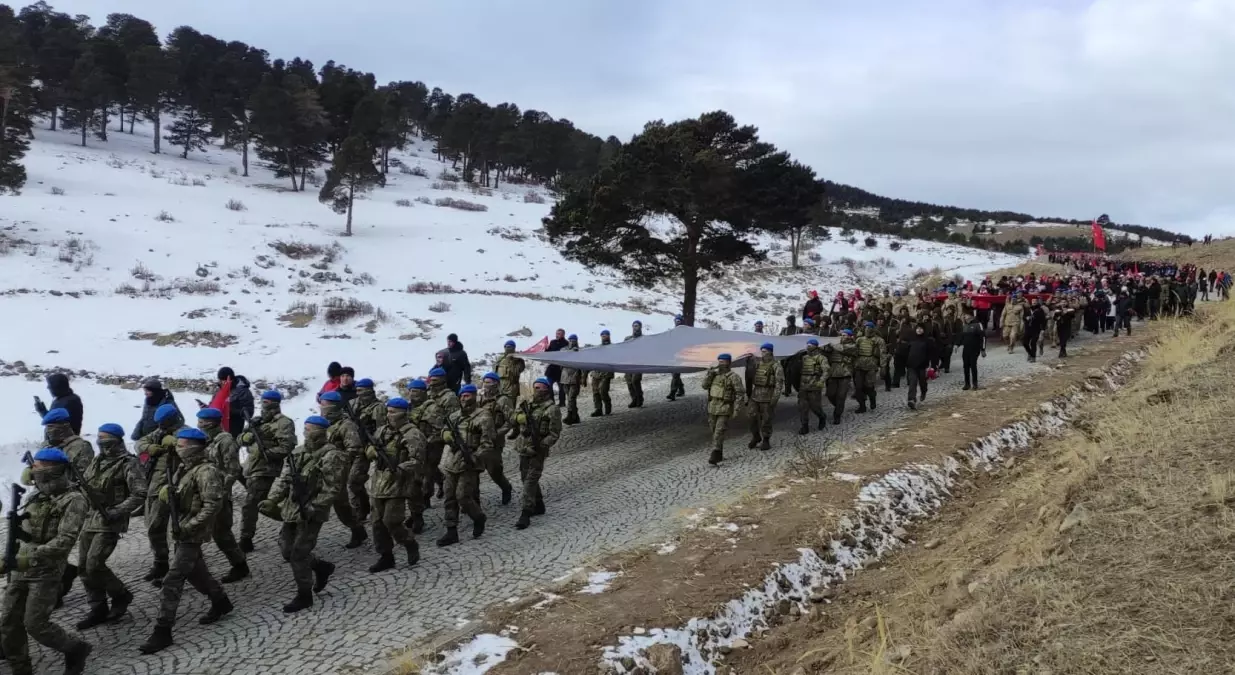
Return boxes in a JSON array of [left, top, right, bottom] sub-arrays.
[[20, 335, 1094, 675]]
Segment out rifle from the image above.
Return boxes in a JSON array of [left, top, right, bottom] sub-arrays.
[[517, 401, 542, 452], [5, 484, 28, 582], [241, 412, 271, 466], [282, 448, 312, 521], [442, 413, 476, 468], [165, 455, 182, 539], [340, 404, 397, 473], [64, 460, 110, 519], [195, 398, 208, 409]]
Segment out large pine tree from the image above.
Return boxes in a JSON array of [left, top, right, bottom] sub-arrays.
[[126, 44, 174, 153], [318, 134, 384, 235], [0, 4, 35, 194], [163, 102, 210, 158], [249, 65, 328, 191], [61, 49, 108, 147]]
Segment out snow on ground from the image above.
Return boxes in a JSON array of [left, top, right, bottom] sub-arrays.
[[0, 120, 1024, 472]]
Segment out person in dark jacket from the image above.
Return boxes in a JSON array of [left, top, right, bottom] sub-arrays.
[[445, 334, 472, 392], [317, 361, 343, 402], [802, 291, 824, 321], [904, 323, 933, 409], [1115, 292, 1134, 336], [1022, 299, 1047, 362], [131, 377, 177, 440], [543, 329, 569, 406], [225, 370, 254, 436], [336, 366, 357, 405], [959, 313, 986, 390], [1055, 303, 1075, 357], [34, 372, 83, 435]]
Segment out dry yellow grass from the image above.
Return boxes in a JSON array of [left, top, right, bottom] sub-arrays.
[[1117, 238, 1235, 269]]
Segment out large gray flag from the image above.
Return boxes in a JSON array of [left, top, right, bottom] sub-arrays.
[[521, 326, 836, 374]]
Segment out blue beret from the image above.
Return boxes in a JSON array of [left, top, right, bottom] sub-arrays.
[[717, 353, 732, 361], [803, 317, 815, 326], [482, 372, 500, 382], [33, 447, 69, 463], [428, 367, 446, 378], [533, 377, 551, 388], [840, 329, 855, 336], [760, 342, 774, 351], [176, 428, 208, 442], [305, 416, 329, 428], [97, 423, 125, 438], [261, 390, 282, 402], [754, 321, 764, 326], [197, 408, 223, 420], [567, 334, 577, 341], [408, 379, 428, 391], [600, 329, 610, 336], [864, 321, 875, 328], [458, 384, 478, 396], [503, 340, 516, 348], [356, 378, 374, 388], [807, 338, 819, 346], [41, 408, 70, 425], [385, 397, 410, 410], [632, 320, 641, 326], [320, 391, 342, 402], [154, 404, 179, 423]]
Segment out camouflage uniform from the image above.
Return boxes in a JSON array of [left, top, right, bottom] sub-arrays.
[[406, 390, 432, 525], [702, 364, 745, 465], [796, 346, 827, 432], [622, 328, 644, 407], [590, 336, 614, 416], [420, 382, 460, 505], [514, 395, 562, 522], [853, 329, 884, 412], [0, 465, 90, 673], [495, 350, 525, 402], [477, 383, 514, 504], [263, 428, 347, 602], [136, 422, 188, 574], [368, 413, 425, 564], [323, 412, 365, 540], [747, 355, 784, 450], [822, 338, 858, 423], [559, 343, 584, 422], [151, 448, 231, 638], [202, 426, 246, 575], [78, 435, 145, 624], [347, 387, 386, 521], [440, 405, 491, 535], [1001, 299, 1025, 353], [43, 422, 93, 478], [237, 409, 295, 544]]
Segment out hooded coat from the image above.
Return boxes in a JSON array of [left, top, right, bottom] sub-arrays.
[[446, 341, 473, 391], [132, 387, 177, 440], [41, 373, 83, 435]]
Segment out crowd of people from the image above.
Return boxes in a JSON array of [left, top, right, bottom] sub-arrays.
[[4, 252, 1210, 673]]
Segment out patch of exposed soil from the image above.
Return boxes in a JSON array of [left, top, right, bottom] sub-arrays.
[[128, 330, 238, 348]]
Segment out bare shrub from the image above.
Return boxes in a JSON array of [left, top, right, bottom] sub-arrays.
[[407, 281, 456, 294], [228, 166, 239, 175], [286, 300, 318, 317], [414, 196, 432, 205], [177, 280, 220, 295], [889, 241, 903, 251], [523, 190, 546, 204], [168, 176, 191, 186], [395, 198, 412, 207], [468, 184, 494, 197], [807, 251, 823, 262], [251, 276, 272, 287], [786, 440, 838, 478], [354, 272, 375, 286], [191, 178, 207, 187], [303, 171, 321, 187], [226, 199, 246, 211], [864, 236, 878, 247], [428, 301, 451, 313], [437, 169, 460, 183], [846, 236, 858, 245], [105, 156, 125, 169], [115, 282, 139, 295], [321, 242, 343, 264], [503, 274, 518, 283], [435, 197, 487, 212], [431, 181, 459, 192], [289, 280, 311, 294], [322, 297, 379, 325], [270, 239, 327, 259], [130, 262, 157, 282], [155, 210, 175, 223], [50, 186, 65, 196]]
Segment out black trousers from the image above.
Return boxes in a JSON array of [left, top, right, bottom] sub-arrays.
[[1022, 330, 1039, 358], [961, 351, 979, 387], [905, 367, 928, 402]]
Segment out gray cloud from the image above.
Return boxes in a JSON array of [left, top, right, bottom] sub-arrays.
[[53, 0, 1234, 234]]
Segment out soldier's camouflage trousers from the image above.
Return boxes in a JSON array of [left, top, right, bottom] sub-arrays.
[[518, 454, 546, 514], [78, 531, 126, 613], [668, 374, 686, 397], [349, 455, 371, 519], [442, 470, 483, 529], [1003, 325, 1022, 352], [213, 498, 246, 570], [156, 542, 227, 629], [279, 519, 325, 592], [145, 495, 169, 565], [591, 378, 611, 412], [748, 401, 774, 443], [564, 384, 581, 417], [372, 498, 410, 555], [826, 378, 851, 421], [0, 579, 89, 672], [853, 369, 877, 407], [240, 475, 276, 541], [474, 452, 511, 501], [797, 389, 824, 427], [624, 373, 643, 405], [707, 414, 731, 453], [423, 442, 445, 503], [332, 454, 359, 529], [881, 360, 893, 391]]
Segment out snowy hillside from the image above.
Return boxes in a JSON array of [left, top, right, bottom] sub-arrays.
[[0, 121, 1024, 462]]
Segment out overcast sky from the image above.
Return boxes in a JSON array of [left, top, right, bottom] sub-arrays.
[[49, 0, 1234, 235]]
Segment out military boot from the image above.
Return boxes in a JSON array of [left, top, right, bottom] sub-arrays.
[[312, 560, 335, 592], [199, 595, 233, 625], [138, 626, 174, 654], [832, 411, 842, 425], [798, 424, 809, 435], [666, 392, 676, 401], [107, 590, 133, 622], [759, 439, 771, 451], [590, 408, 603, 418], [603, 400, 612, 416], [143, 561, 168, 583], [344, 526, 368, 549], [707, 449, 724, 466], [747, 433, 761, 449], [515, 510, 532, 530], [868, 393, 877, 410], [368, 554, 396, 573], [817, 416, 827, 430], [501, 483, 513, 505], [239, 537, 254, 553], [283, 589, 314, 613], [472, 513, 487, 538], [405, 513, 425, 534], [855, 402, 867, 414], [75, 606, 110, 630], [405, 540, 420, 566], [436, 527, 460, 547], [220, 562, 250, 584], [63, 642, 92, 675], [534, 495, 546, 516]]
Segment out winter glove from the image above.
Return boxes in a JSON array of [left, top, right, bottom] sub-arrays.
[[300, 505, 316, 521], [157, 486, 170, 503], [19, 467, 32, 486], [15, 546, 32, 572], [104, 508, 127, 523], [441, 430, 454, 444], [514, 412, 528, 426], [507, 430, 520, 441], [364, 446, 377, 460], [258, 500, 280, 520], [239, 431, 256, 446]]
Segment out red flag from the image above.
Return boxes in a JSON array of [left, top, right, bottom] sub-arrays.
[[521, 336, 550, 354], [1091, 220, 1106, 252], [207, 378, 233, 432]]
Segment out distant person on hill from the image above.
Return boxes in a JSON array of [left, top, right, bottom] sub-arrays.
[[445, 333, 473, 392], [34, 372, 83, 435], [317, 362, 343, 402]]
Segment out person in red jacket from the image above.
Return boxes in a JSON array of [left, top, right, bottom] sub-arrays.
[[318, 361, 343, 402]]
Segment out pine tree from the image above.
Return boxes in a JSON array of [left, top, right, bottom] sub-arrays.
[[127, 45, 174, 153], [19, 3, 89, 132], [163, 103, 210, 158], [318, 135, 384, 235], [249, 67, 328, 191], [0, 4, 35, 194], [61, 50, 108, 147]]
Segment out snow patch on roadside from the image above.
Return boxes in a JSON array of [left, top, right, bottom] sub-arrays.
[[579, 571, 621, 595], [597, 350, 1144, 675], [421, 633, 518, 675]]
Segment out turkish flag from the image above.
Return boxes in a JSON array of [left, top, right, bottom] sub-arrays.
[[522, 336, 550, 354], [1091, 220, 1106, 252], [208, 379, 232, 432]]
